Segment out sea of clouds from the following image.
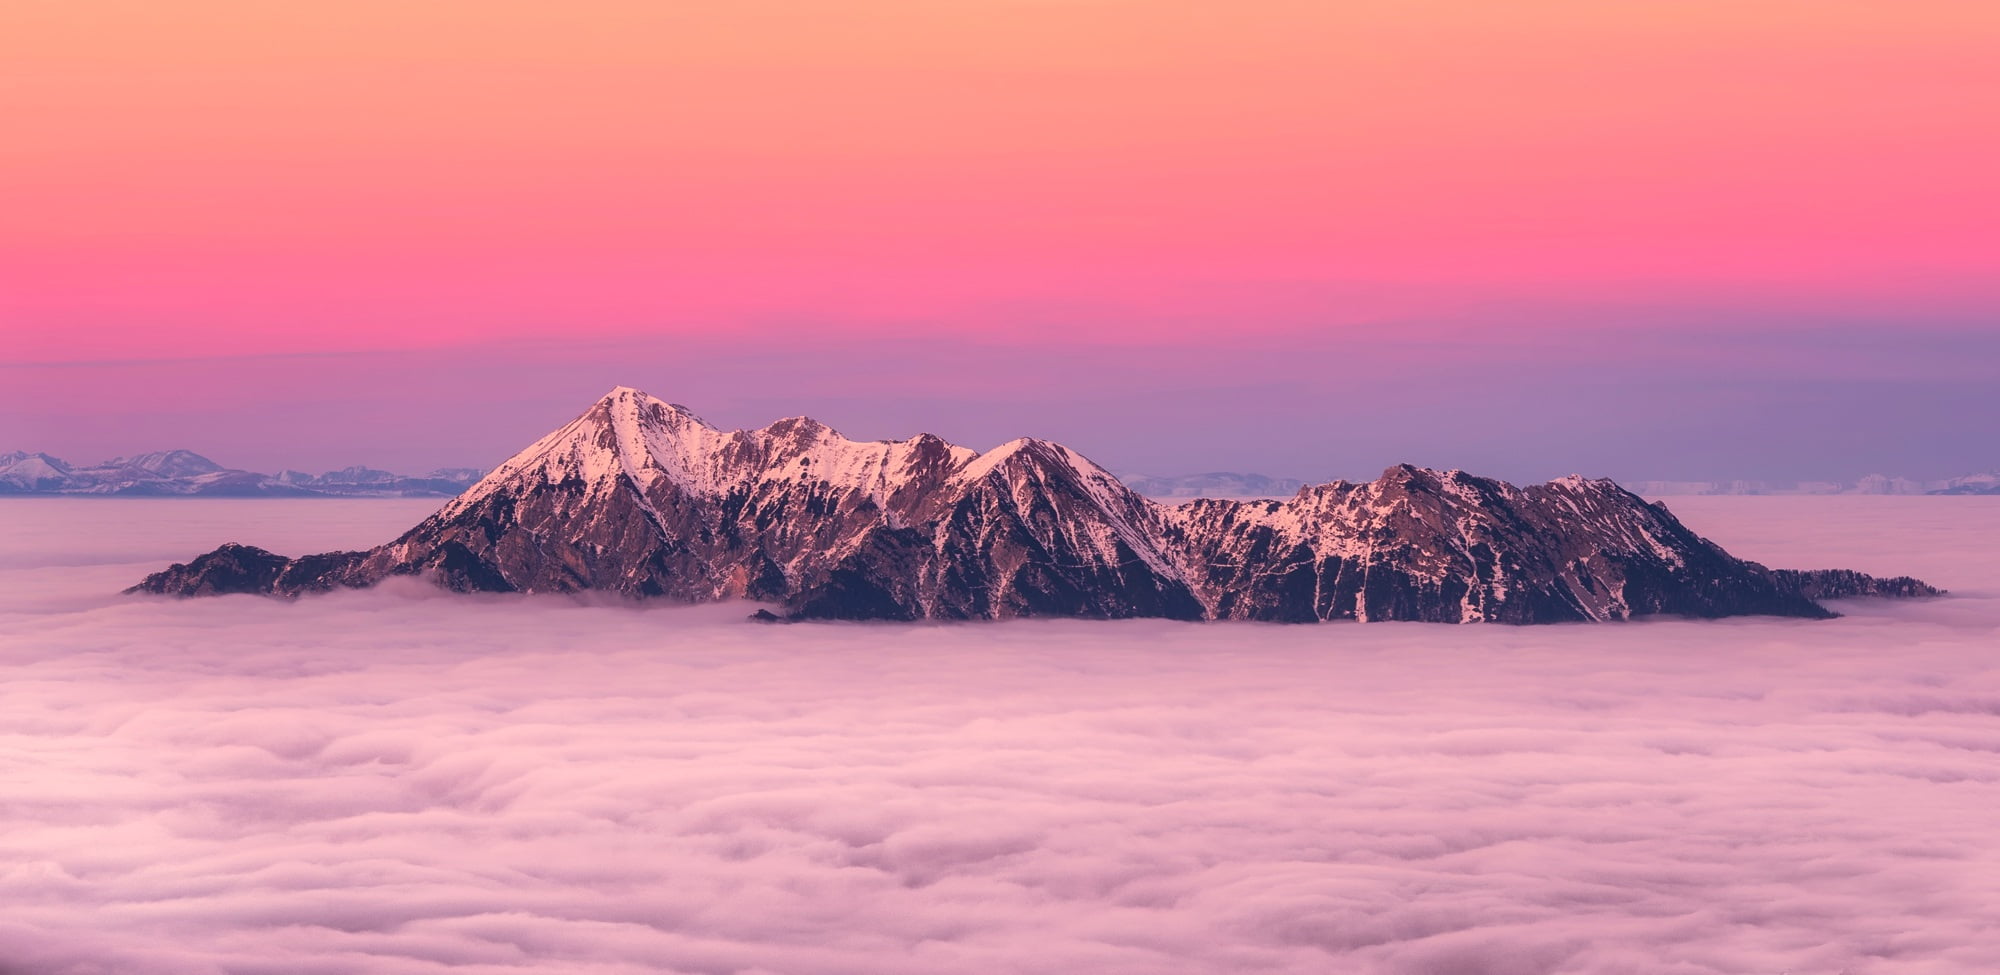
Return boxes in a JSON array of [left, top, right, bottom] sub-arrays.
[[1, 496, 1997, 975]]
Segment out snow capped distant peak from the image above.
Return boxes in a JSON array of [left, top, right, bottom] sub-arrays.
[[1, 450, 71, 472], [1122, 471, 1311, 500], [0, 451, 75, 491], [109, 449, 227, 478]]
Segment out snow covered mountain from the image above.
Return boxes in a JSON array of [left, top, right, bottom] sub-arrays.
[[131, 388, 1939, 622], [1931, 472, 2000, 496], [0, 451, 74, 492], [276, 466, 488, 496], [112, 449, 227, 479], [0, 449, 306, 496], [0, 450, 483, 497]]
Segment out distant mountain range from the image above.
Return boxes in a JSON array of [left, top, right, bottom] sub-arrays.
[[131, 387, 1936, 623], [12, 444, 1995, 501], [1117, 471, 1308, 498], [1625, 473, 2000, 497], [0, 450, 483, 498], [1130, 471, 2000, 498]]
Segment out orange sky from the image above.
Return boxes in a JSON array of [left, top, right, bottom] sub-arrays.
[[5, 0, 1996, 365]]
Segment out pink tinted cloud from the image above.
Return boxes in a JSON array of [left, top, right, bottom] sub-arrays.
[[0, 497, 1996, 973]]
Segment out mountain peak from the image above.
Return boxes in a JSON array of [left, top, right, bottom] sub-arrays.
[[113, 449, 225, 478], [599, 385, 665, 406], [595, 386, 708, 426], [953, 437, 1094, 483], [132, 392, 1941, 624], [1545, 473, 1622, 493], [449, 387, 727, 511], [0, 450, 76, 491], [764, 415, 839, 442], [1380, 463, 1434, 481]]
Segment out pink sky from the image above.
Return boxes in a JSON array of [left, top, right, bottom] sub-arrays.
[[3, 1, 1997, 478]]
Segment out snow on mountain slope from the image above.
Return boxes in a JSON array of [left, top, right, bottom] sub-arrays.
[[449, 387, 978, 514], [1932, 472, 2000, 495], [414, 388, 1197, 618], [132, 388, 1941, 623], [110, 449, 227, 479], [0, 451, 75, 492]]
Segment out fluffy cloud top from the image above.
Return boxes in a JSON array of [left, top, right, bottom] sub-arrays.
[[1, 497, 1996, 975]]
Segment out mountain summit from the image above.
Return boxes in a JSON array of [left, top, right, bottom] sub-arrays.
[[131, 388, 1940, 622]]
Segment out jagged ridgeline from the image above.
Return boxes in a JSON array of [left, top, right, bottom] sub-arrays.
[[131, 388, 1941, 622]]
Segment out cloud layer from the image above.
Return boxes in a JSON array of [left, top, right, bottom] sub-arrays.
[[1, 497, 1996, 974]]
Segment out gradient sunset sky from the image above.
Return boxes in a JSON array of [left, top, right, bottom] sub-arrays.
[[3, 1, 1996, 481]]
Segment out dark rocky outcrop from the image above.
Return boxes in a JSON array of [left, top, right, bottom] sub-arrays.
[[130, 388, 1943, 623], [136, 543, 371, 596], [1768, 568, 1944, 601]]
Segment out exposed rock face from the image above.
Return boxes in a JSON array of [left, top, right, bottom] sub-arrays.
[[131, 388, 1943, 622], [1163, 467, 1882, 623], [138, 543, 370, 596]]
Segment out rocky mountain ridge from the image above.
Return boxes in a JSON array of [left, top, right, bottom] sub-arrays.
[[1125, 471, 2000, 500], [131, 388, 1941, 622]]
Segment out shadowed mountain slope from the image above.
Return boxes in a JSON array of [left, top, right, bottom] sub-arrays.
[[132, 388, 1941, 622]]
